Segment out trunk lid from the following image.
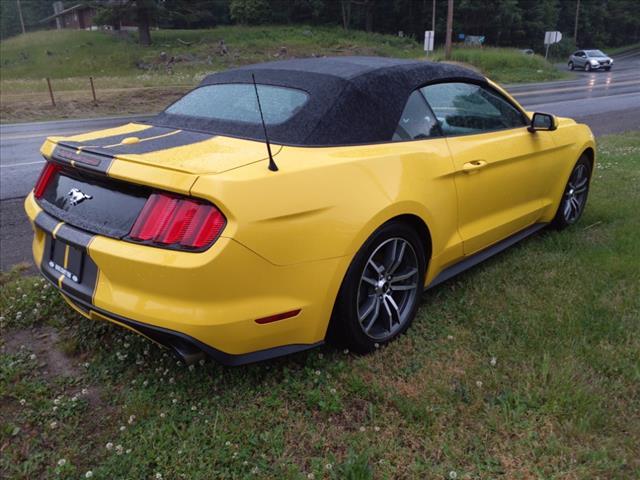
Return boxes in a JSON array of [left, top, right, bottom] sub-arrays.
[[49, 123, 280, 175]]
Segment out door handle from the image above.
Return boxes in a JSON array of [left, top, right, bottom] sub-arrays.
[[462, 160, 487, 173]]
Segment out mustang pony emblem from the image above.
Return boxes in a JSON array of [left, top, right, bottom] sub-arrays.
[[67, 188, 93, 206]]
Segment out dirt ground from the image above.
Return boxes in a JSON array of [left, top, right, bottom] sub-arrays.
[[1, 86, 188, 123]]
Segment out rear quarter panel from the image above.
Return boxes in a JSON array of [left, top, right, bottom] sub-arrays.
[[191, 139, 463, 284]]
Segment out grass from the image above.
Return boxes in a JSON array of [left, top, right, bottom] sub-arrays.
[[430, 46, 567, 83], [1, 27, 566, 123], [605, 42, 640, 56], [1, 132, 639, 478]]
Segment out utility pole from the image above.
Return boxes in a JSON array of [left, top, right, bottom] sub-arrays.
[[445, 0, 454, 59], [16, 0, 26, 34], [432, 0, 436, 32], [573, 0, 580, 44]]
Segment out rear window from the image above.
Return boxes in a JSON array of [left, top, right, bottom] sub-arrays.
[[165, 84, 309, 125]]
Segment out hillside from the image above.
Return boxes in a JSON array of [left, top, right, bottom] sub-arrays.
[[1, 27, 565, 122]]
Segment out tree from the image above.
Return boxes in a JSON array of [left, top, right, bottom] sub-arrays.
[[93, 0, 157, 45], [229, 0, 271, 25]]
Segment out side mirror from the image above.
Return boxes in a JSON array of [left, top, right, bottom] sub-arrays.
[[528, 112, 557, 132]]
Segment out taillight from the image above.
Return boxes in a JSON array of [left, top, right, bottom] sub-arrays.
[[129, 193, 226, 250], [34, 162, 60, 198]]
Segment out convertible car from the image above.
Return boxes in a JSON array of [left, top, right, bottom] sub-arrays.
[[25, 57, 595, 365]]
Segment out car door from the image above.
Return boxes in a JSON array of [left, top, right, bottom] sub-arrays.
[[575, 51, 586, 67], [421, 81, 557, 255]]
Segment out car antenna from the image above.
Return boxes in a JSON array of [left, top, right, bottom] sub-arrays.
[[251, 73, 278, 172]]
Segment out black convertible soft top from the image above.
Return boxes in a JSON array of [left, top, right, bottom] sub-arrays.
[[152, 56, 485, 146]]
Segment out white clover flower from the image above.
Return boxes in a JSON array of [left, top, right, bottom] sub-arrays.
[[315, 370, 321, 376], [52, 406, 58, 412], [476, 381, 483, 388], [160, 412, 166, 418], [251, 467, 259, 474], [126, 448, 132, 454], [330, 388, 336, 394], [19, 399, 26, 406], [120, 426, 126, 431], [232, 452, 238, 458], [343, 348, 349, 354], [199, 359, 205, 366], [359, 426, 366, 432], [57, 458, 66, 467], [128, 415, 136, 424], [29, 354, 36, 360], [85, 471, 93, 478], [155, 473, 163, 479], [447, 335, 454, 340], [490, 357, 497, 366], [81, 388, 89, 395], [374, 426, 380, 432], [54, 397, 61, 405], [106, 442, 114, 450], [449, 471, 458, 479], [325, 463, 333, 470], [307, 474, 315, 479], [143, 380, 149, 386], [71, 396, 78, 402], [188, 364, 195, 371], [50, 421, 57, 429], [172, 398, 178, 404], [115, 444, 124, 455], [169, 377, 175, 384], [225, 441, 231, 446]]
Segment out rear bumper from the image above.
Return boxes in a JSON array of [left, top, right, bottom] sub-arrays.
[[25, 193, 347, 365]]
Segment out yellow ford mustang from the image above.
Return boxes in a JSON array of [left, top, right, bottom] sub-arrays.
[[25, 57, 595, 365]]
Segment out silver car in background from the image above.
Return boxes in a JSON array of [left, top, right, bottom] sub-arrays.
[[568, 50, 613, 71]]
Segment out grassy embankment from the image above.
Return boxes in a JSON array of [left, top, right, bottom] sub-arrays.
[[1, 27, 566, 123], [1, 132, 639, 479]]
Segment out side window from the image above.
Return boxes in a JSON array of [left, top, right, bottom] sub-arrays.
[[421, 82, 526, 136], [392, 90, 441, 141]]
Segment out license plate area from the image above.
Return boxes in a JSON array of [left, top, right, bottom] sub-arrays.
[[48, 238, 84, 284]]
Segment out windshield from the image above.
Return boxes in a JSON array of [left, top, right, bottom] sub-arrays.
[[586, 50, 606, 57], [165, 84, 309, 125]]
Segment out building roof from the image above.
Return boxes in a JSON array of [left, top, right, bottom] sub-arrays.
[[40, 4, 91, 23], [152, 56, 485, 146]]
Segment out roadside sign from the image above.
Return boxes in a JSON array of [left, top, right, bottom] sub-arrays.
[[424, 30, 434, 53], [544, 31, 563, 59], [544, 31, 562, 45]]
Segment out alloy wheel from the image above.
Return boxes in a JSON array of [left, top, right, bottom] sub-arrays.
[[356, 237, 420, 341], [562, 163, 589, 223]]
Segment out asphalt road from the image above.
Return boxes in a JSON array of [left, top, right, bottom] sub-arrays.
[[1, 49, 639, 270]]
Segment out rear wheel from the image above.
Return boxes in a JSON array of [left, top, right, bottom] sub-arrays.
[[551, 155, 591, 229], [568, 61, 574, 70], [332, 221, 426, 353], [605, 67, 611, 71]]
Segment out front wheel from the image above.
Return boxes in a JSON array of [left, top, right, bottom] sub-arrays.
[[551, 155, 592, 229], [331, 221, 426, 353], [584, 63, 591, 72]]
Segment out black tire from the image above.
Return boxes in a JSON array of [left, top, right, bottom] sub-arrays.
[[551, 155, 592, 230], [568, 61, 574, 71], [584, 63, 591, 72], [605, 67, 611, 71], [331, 220, 427, 353]]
